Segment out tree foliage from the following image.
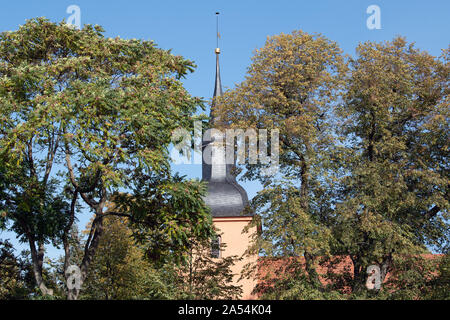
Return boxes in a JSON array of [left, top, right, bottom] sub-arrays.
[[55, 216, 241, 300], [79, 216, 173, 300], [1, 19, 448, 300], [0, 17, 213, 299], [215, 30, 347, 291], [168, 235, 243, 300], [333, 37, 449, 294], [214, 31, 449, 299]]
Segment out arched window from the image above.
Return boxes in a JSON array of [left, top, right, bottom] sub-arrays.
[[211, 235, 221, 258]]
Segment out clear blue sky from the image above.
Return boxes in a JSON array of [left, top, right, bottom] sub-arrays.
[[1, 0, 449, 258]]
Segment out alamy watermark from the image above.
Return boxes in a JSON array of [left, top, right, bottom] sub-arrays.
[[66, 265, 82, 290], [66, 5, 81, 30], [366, 5, 381, 30], [171, 121, 280, 176], [366, 265, 381, 290]]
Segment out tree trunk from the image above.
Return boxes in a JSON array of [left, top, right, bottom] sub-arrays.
[[67, 286, 81, 300], [351, 256, 367, 294], [29, 239, 53, 297], [380, 254, 393, 284], [304, 251, 322, 289], [298, 153, 322, 289], [68, 210, 105, 300]]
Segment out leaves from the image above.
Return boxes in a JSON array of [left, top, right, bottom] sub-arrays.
[[0, 18, 212, 298], [214, 32, 449, 299]]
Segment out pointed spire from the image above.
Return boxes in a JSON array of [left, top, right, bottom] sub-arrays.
[[213, 49, 223, 98]]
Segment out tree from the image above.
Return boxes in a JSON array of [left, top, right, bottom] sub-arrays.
[[214, 30, 448, 299], [214, 30, 347, 292], [59, 216, 241, 300], [379, 255, 440, 300], [79, 216, 173, 300], [255, 257, 345, 300], [0, 239, 27, 299], [169, 235, 243, 300], [334, 37, 449, 294], [428, 252, 450, 299], [0, 17, 213, 299], [0, 239, 59, 299]]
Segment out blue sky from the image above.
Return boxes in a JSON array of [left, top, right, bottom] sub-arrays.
[[0, 0, 449, 258]]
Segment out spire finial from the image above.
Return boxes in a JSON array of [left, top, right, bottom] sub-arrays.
[[213, 11, 222, 98], [215, 12, 220, 54]]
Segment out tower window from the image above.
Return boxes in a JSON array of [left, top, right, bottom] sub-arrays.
[[211, 235, 221, 258]]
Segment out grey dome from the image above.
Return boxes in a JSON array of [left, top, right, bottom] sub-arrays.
[[202, 47, 252, 218], [204, 181, 249, 217]]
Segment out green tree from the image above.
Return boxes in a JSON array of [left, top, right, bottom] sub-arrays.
[[0, 18, 213, 299], [79, 216, 172, 300], [0, 239, 60, 299], [255, 257, 345, 300], [428, 252, 450, 299], [379, 255, 440, 300], [0, 239, 28, 299], [167, 235, 242, 300], [62, 216, 241, 300]]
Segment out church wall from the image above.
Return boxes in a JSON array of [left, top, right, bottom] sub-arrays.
[[213, 216, 258, 300]]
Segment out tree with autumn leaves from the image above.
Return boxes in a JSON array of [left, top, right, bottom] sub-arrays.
[[333, 37, 449, 296], [215, 31, 448, 299], [215, 30, 347, 296]]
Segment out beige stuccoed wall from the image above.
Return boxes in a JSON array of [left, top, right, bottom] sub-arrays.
[[213, 216, 258, 300]]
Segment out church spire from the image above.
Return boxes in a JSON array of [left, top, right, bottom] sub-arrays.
[[201, 12, 250, 217]]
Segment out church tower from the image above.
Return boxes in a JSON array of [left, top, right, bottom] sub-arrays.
[[202, 16, 257, 299]]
